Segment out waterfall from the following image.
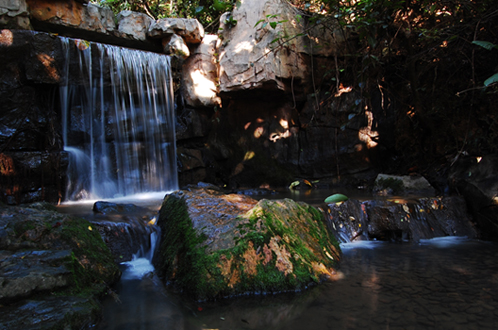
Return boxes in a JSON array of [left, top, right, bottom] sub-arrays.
[[59, 38, 177, 200]]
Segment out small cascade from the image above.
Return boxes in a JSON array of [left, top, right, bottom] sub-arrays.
[[93, 216, 161, 280], [59, 38, 177, 200], [325, 196, 478, 243], [121, 230, 160, 280]]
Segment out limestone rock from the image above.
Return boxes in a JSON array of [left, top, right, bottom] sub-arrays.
[[0, 0, 30, 29], [162, 33, 190, 58], [218, 0, 346, 93], [155, 186, 340, 300], [148, 18, 204, 44], [27, 0, 116, 34], [182, 34, 221, 107], [117, 10, 153, 41]]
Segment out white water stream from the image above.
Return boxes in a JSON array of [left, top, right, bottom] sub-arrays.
[[59, 39, 177, 201]]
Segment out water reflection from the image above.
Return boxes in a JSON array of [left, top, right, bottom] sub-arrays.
[[97, 237, 498, 330]]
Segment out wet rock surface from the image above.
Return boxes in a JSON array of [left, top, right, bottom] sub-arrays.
[[449, 154, 498, 241], [155, 185, 341, 300], [326, 196, 478, 242], [0, 202, 120, 329]]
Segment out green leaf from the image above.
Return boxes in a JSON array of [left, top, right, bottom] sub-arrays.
[[324, 194, 349, 204], [472, 40, 498, 51], [484, 73, 498, 86], [270, 21, 278, 29], [262, 22, 268, 29], [254, 19, 265, 28]]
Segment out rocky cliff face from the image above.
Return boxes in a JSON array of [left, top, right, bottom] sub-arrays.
[[1, 0, 389, 203], [176, 0, 391, 190]]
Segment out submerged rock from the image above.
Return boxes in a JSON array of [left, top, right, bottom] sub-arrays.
[[155, 187, 340, 300]]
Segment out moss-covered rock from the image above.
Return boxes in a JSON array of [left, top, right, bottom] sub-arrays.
[[0, 202, 121, 328], [155, 187, 341, 301]]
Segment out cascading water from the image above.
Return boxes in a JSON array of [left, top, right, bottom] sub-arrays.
[[59, 38, 177, 200]]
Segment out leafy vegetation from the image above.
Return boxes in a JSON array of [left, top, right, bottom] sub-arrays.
[[284, 0, 498, 180]]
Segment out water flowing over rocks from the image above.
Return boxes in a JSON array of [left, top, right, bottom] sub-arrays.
[[0, 201, 120, 329], [155, 186, 341, 300], [326, 196, 478, 243]]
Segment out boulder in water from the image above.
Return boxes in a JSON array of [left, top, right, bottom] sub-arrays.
[[374, 174, 436, 196], [155, 187, 341, 300], [326, 196, 478, 242], [0, 202, 120, 328]]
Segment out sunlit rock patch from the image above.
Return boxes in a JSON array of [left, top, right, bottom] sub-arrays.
[[155, 186, 341, 301]]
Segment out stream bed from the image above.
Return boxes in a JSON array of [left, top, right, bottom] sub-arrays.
[[96, 236, 498, 330]]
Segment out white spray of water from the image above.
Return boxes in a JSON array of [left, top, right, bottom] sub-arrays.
[[121, 230, 160, 280]]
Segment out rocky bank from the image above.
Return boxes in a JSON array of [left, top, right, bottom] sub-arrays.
[[0, 202, 120, 329]]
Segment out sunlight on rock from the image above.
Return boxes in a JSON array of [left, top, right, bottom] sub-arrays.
[[334, 83, 352, 97], [37, 53, 60, 81], [234, 40, 254, 53], [358, 110, 378, 148], [243, 150, 255, 161], [190, 69, 218, 101], [0, 29, 13, 46], [254, 126, 264, 138], [0, 153, 15, 176], [279, 118, 289, 129], [269, 130, 291, 142]]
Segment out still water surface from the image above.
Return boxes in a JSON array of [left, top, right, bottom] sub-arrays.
[[96, 237, 498, 330]]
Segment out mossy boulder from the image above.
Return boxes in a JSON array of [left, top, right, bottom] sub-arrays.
[[0, 202, 121, 328], [155, 187, 341, 301]]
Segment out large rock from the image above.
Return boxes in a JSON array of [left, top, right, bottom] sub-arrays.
[[148, 18, 204, 44], [116, 10, 154, 41], [449, 154, 498, 240], [0, 0, 30, 29], [218, 0, 346, 93], [374, 173, 436, 196], [326, 196, 478, 242], [0, 2, 163, 52], [182, 34, 221, 107], [0, 202, 120, 328], [155, 186, 341, 300], [27, 0, 116, 34], [162, 33, 190, 58]]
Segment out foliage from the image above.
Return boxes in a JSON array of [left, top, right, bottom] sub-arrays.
[[472, 41, 498, 87], [284, 0, 498, 176]]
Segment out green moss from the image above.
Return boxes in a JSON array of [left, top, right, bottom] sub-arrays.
[[58, 216, 120, 296], [157, 195, 340, 300]]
